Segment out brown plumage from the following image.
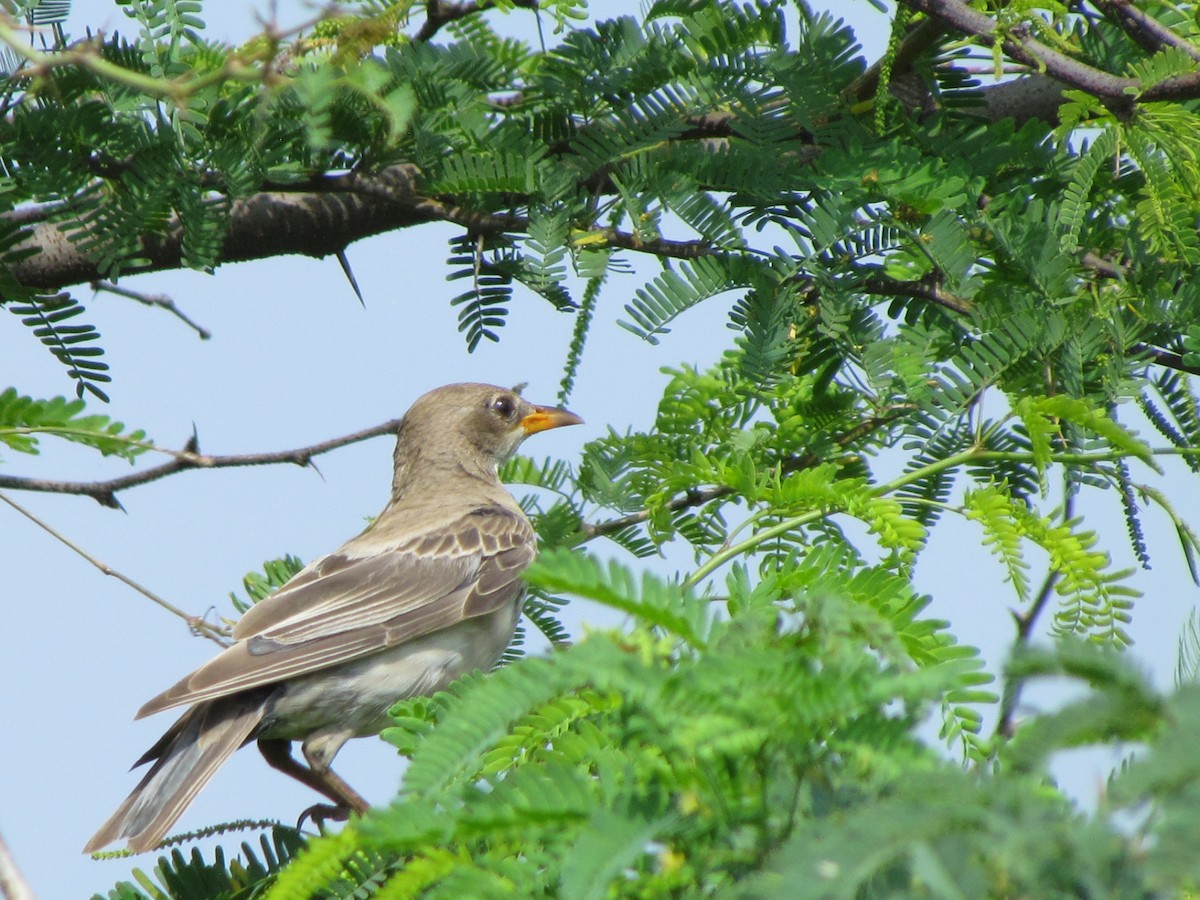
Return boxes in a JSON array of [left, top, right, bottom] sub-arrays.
[[85, 383, 582, 853]]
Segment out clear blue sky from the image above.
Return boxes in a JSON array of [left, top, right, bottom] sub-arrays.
[[2, 3, 1196, 897]]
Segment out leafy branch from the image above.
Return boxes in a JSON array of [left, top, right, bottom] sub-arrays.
[[899, 0, 1200, 107]]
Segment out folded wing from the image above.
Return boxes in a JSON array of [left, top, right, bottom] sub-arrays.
[[138, 506, 535, 718]]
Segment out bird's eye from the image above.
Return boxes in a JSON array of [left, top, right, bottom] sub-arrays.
[[491, 395, 517, 419]]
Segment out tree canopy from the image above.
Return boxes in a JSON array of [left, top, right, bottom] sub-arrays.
[[6, 0, 1200, 896]]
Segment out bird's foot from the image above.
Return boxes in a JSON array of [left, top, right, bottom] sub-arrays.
[[296, 802, 352, 834]]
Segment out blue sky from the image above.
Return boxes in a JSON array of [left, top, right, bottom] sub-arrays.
[[2, 2, 1197, 897]]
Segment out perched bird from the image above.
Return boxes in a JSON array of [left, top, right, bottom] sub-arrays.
[[85, 383, 582, 853]]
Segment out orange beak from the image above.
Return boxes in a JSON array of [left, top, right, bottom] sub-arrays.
[[520, 405, 584, 435]]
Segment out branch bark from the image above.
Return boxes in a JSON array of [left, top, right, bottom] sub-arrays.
[[0, 417, 403, 507], [900, 0, 1139, 110], [1088, 0, 1200, 63], [7, 166, 437, 290], [416, 0, 538, 43], [901, 0, 1200, 111]]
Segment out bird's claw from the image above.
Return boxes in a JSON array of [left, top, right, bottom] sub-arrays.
[[296, 802, 351, 833]]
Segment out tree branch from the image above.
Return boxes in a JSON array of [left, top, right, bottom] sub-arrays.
[[0, 491, 232, 645], [416, 0, 538, 43], [1088, 0, 1200, 63], [901, 0, 1140, 110], [5, 166, 436, 289], [994, 490, 1074, 742], [861, 276, 974, 315], [847, 16, 946, 104], [0, 418, 404, 507], [1134, 344, 1200, 377], [91, 280, 212, 339]]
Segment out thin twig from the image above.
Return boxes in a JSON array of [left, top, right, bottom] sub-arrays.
[[0, 491, 231, 646], [993, 491, 1075, 742], [0, 418, 404, 507], [994, 568, 1061, 740], [91, 280, 212, 339]]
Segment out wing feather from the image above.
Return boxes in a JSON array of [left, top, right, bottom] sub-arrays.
[[138, 507, 535, 718]]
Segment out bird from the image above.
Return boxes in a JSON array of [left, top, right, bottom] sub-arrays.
[[85, 382, 583, 853]]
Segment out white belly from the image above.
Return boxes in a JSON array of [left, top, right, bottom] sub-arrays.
[[259, 600, 520, 744]]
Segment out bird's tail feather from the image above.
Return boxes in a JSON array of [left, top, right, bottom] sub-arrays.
[[84, 695, 266, 854]]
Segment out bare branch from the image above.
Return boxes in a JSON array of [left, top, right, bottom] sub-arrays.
[[900, 0, 1139, 110], [1088, 0, 1200, 63], [91, 280, 212, 339], [0, 418, 404, 507], [0, 491, 232, 645], [973, 73, 1067, 127], [995, 568, 1061, 740], [994, 490, 1074, 742], [5, 166, 437, 290], [416, 0, 538, 43]]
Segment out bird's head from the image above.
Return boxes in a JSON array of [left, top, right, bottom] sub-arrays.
[[393, 383, 583, 488]]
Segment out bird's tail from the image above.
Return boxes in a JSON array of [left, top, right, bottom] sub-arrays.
[[84, 693, 267, 854]]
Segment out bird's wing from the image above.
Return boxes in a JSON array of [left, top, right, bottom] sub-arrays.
[[137, 506, 534, 718]]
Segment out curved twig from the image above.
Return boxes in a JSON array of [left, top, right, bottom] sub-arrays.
[[0, 491, 232, 645]]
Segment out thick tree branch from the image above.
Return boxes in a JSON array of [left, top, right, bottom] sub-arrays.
[[3, 164, 723, 290], [6, 166, 435, 289], [416, 0, 538, 43], [1088, 0, 1200, 63], [973, 73, 1067, 127], [0, 418, 404, 507], [901, 0, 1140, 110]]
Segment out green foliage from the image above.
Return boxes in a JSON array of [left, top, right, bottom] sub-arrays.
[[0, 388, 147, 458], [93, 827, 302, 900], [228, 555, 307, 614], [6, 293, 111, 401]]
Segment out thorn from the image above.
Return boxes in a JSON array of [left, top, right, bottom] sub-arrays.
[[336, 249, 365, 307], [185, 424, 201, 454], [308, 459, 326, 482], [97, 491, 123, 511]]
